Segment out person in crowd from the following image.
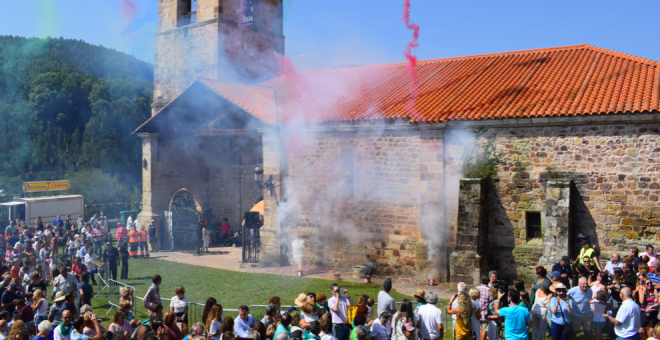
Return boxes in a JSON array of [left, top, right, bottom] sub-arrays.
[[274, 312, 291, 339], [468, 289, 481, 340], [649, 261, 660, 288], [148, 219, 158, 254], [349, 314, 369, 340], [1, 283, 19, 314], [128, 225, 139, 259], [135, 315, 162, 340], [109, 309, 132, 338], [221, 219, 231, 247], [219, 316, 236, 340], [390, 300, 414, 340], [144, 275, 162, 311], [632, 247, 643, 271], [636, 278, 658, 338], [48, 292, 66, 322], [590, 271, 609, 294], [118, 242, 129, 280], [22, 242, 36, 273], [50, 229, 59, 261], [530, 279, 551, 340], [53, 310, 72, 340], [552, 256, 573, 288], [568, 277, 593, 340], [78, 273, 93, 308], [592, 291, 607, 340], [549, 271, 562, 292], [519, 292, 531, 311], [138, 225, 149, 258], [549, 283, 572, 340], [289, 310, 303, 336], [487, 271, 498, 288], [234, 306, 256, 338], [377, 278, 395, 323], [624, 262, 638, 289], [102, 242, 118, 281], [202, 226, 211, 254], [72, 258, 87, 277], [261, 304, 278, 329], [319, 315, 336, 340], [605, 253, 624, 276], [91, 224, 105, 255], [72, 314, 102, 340], [370, 313, 389, 340], [206, 304, 224, 340], [532, 266, 550, 300], [8, 321, 27, 340], [83, 247, 99, 286], [578, 240, 602, 274], [28, 272, 47, 296], [33, 289, 48, 328], [603, 287, 641, 340], [170, 286, 189, 334], [328, 284, 353, 340], [494, 289, 531, 340], [185, 323, 206, 340], [115, 224, 128, 245], [417, 291, 443, 340], [35, 320, 52, 340], [582, 256, 600, 284], [476, 276, 491, 340], [448, 291, 472, 340], [646, 245, 658, 267], [448, 283, 465, 337]]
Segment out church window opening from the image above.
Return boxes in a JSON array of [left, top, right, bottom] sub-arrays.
[[526, 211, 542, 240], [243, 0, 255, 27], [179, 0, 197, 26], [341, 150, 355, 199]]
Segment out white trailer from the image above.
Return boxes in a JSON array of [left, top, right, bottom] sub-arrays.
[[0, 195, 84, 226]]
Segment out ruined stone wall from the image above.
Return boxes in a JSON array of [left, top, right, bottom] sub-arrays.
[[478, 123, 660, 283]]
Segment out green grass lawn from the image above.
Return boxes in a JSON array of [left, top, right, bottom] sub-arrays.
[[80, 257, 413, 327]]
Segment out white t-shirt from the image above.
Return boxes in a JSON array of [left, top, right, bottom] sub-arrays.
[[328, 295, 349, 324], [54, 325, 72, 340], [170, 295, 189, 313], [85, 253, 99, 271], [451, 299, 459, 321], [615, 299, 640, 338], [471, 301, 481, 335], [417, 304, 443, 339], [377, 291, 396, 316], [210, 319, 222, 340]]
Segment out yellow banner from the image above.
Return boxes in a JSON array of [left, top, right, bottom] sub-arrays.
[[23, 180, 70, 193]]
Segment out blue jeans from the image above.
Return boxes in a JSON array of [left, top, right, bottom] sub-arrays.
[[551, 322, 569, 340], [332, 324, 351, 340], [616, 334, 640, 340], [94, 241, 103, 252]]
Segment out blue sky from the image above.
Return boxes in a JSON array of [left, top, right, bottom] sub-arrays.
[[1, 0, 659, 72]]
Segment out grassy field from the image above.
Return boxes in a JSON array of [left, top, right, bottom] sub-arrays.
[[80, 257, 413, 326]]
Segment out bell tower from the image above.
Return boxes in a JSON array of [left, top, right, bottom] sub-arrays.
[[152, 0, 285, 114]]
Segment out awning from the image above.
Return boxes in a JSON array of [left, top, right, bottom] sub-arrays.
[[0, 202, 24, 206]]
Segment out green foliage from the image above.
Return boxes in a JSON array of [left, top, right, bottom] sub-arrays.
[[68, 169, 141, 218], [0, 36, 152, 217], [460, 129, 502, 179], [546, 163, 558, 179]]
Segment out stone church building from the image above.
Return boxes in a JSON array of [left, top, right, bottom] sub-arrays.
[[136, 0, 660, 283]]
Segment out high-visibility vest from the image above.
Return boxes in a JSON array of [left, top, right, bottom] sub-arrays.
[[139, 230, 148, 242], [128, 230, 140, 243]]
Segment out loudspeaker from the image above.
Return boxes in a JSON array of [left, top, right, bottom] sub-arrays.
[[244, 212, 261, 229]]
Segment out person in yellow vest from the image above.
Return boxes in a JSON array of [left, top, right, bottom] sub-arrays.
[[128, 225, 140, 259], [576, 239, 602, 273], [138, 225, 149, 258]]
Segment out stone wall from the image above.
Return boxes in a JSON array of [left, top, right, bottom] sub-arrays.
[[153, 0, 284, 113], [478, 123, 660, 283]]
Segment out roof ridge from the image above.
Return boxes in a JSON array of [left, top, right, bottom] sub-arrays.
[[268, 44, 659, 79]]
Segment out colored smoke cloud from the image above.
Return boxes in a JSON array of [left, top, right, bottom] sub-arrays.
[[119, 0, 140, 36], [402, 0, 421, 121]]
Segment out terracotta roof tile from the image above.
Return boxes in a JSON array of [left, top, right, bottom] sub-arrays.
[[199, 44, 660, 124]]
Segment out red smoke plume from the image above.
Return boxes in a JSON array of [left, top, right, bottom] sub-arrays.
[[119, 0, 139, 35], [402, 0, 422, 121]]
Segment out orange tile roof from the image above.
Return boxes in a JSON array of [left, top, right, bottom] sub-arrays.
[[202, 44, 660, 124]]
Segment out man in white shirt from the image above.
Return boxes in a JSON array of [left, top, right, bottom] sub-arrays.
[[603, 287, 640, 340], [418, 291, 444, 340], [84, 247, 101, 286], [604, 253, 624, 276], [328, 284, 354, 340], [377, 278, 395, 323], [370, 312, 390, 340], [53, 310, 72, 340], [126, 214, 134, 229], [646, 245, 657, 266]]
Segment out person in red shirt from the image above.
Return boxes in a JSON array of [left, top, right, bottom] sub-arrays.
[[72, 257, 87, 276], [221, 218, 231, 247], [9, 260, 20, 280], [116, 223, 128, 243]]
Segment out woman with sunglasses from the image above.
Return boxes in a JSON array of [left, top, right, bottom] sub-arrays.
[[549, 284, 572, 340], [637, 278, 660, 338]]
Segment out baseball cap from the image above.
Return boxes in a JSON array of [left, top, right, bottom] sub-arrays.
[[8, 283, 17, 290], [549, 271, 561, 279]]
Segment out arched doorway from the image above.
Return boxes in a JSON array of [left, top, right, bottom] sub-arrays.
[[163, 190, 201, 254]]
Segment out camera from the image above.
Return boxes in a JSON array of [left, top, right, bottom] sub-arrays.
[[492, 280, 509, 307]]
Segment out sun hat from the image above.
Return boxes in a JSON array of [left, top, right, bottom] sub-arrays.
[[294, 293, 307, 306], [413, 289, 425, 300], [54, 291, 66, 302]]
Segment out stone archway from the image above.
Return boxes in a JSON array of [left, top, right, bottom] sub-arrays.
[[169, 189, 203, 213], [163, 189, 203, 253]]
